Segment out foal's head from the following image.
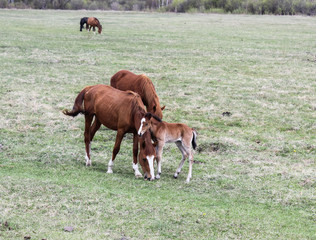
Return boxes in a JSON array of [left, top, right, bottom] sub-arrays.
[[137, 113, 152, 137], [138, 131, 156, 181], [138, 112, 162, 137]]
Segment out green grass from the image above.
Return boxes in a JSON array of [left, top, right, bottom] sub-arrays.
[[0, 9, 315, 239]]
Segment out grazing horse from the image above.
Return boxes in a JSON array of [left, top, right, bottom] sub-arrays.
[[142, 117, 197, 183], [80, 17, 88, 31], [87, 17, 102, 34], [111, 70, 165, 119], [63, 85, 156, 180], [138, 131, 156, 180]]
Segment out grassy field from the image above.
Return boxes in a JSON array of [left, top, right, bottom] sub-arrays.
[[0, 9, 315, 239]]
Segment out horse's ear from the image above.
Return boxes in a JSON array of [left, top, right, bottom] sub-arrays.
[[161, 105, 165, 111]]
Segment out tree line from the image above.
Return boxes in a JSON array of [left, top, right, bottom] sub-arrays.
[[1, 0, 315, 15]]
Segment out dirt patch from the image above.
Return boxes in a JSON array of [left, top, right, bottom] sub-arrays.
[[197, 142, 228, 153], [222, 111, 232, 117]]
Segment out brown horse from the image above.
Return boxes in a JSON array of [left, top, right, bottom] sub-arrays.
[[63, 85, 157, 180], [142, 118, 197, 183], [111, 70, 165, 119], [87, 17, 102, 34], [138, 131, 156, 180]]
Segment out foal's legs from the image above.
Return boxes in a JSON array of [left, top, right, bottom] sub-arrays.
[[84, 115, 94, 166], [107, 129, 125, 173], [132, 133, 142, 178], [173, 142, 187, 179], [186, 150, 194, 183], [155, 142, 164, 179]]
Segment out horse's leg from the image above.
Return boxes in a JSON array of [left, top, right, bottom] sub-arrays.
[[84, 115, 94, 166], [107, 129, 125, 173], [90, 118, 101, 141], [132, 133, 142, 178], [174, 142, 187, 179], [155, 141, 164, 179]]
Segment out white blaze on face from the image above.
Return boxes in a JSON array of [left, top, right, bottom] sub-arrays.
[[147, 155, 155, 180], [138, 118, 146, 136]]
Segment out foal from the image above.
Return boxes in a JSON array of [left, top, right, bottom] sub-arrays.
[[143, 117, 197, 183], [87, 17, 102, 34]]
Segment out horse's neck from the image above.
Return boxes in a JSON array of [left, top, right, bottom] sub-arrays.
[[151, 119, 165, 136], [133, 108, 145, 130]]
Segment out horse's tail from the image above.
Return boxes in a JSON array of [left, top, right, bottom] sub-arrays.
[[192, 129, 197, 150], [63, 86, 91, 117]]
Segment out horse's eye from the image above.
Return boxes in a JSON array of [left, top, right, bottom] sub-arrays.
[[143, 158, 147, 162]]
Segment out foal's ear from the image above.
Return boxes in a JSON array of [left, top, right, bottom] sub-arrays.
[[161, 105, 166, 111], [145, 112, 152, 120]]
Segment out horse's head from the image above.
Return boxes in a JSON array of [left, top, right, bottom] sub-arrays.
[[98, 25, 102, 34], [138, 131, 156, 181], [152, 104, 165, 119]]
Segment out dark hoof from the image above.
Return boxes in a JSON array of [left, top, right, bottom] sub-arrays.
[[174, 175, 178, 179]]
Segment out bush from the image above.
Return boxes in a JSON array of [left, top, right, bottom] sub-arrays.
[[70, 0, 86, 9], [0, 0, 8, 8]]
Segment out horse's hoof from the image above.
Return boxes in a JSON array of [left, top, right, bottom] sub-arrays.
[[155, 175, 160, 180], [135, 172, 142, 178], [107, 169, 113, 174]]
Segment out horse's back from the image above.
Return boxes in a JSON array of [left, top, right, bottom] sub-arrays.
[[87, 17, 99, 26], [84, 85, 144, 129], [111, 70, 139, 89]]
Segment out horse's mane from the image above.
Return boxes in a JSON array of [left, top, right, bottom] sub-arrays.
[[127, 90, 146, 118], [138, 74, 158, 103]]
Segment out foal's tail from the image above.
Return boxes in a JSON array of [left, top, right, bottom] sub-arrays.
[[62, 86, 92, 117], [192, 129, 197, 150]]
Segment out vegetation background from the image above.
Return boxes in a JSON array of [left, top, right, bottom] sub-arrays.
[[0, 9, 315, 240], [1, 0, 316, 15]]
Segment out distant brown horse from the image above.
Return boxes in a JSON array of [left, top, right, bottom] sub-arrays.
[[142, 117, 197, 183], [87, 17, 102, 34], [63, 85, 157, 180], [111, 70, 165, 119]]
